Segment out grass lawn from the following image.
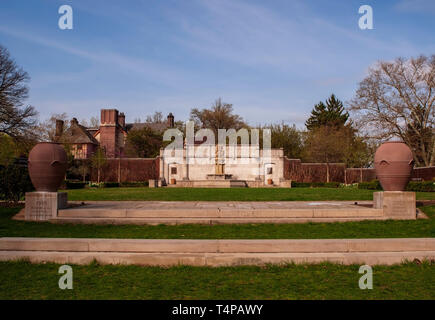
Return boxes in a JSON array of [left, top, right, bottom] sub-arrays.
[[65, 187, 435, 202], [0, 260, 433, 299], [1, 205, 434, 239]]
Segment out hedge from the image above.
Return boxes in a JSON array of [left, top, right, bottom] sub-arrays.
[[120, 182, 149, 188], [357, 180, 382, 190], [406, 181, 435, 192], [65, 181, 86, 189], [291, 181, 341, 188], [0, 163, 33, 203], [103, 182, 120, 188], [358, 180, 434, 192]]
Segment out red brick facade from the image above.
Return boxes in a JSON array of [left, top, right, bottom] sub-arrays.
[[283, 158, 434, 183], [283, 159, 346, 183], [99, 109, 122, 158], [75, 156, 435, 183], [89, 158, 160, 182]]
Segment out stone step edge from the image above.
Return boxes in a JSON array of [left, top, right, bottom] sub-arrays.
[[50, 217, 388, 225], [1, 238, 434, 253], [1, 250, 434, 266], [58, 208, 384, 218]]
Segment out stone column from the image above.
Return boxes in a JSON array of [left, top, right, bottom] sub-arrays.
[[183, 147, 189, 180], [158, 152, 166, 186]]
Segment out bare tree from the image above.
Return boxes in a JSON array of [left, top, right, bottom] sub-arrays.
[[303, 126, 349, 182], [0, 45, 37, 140], [349, 55, 435, 167], [89, 116, 99, 128], [190, 98, 246, 137], [37, 113, 69, 142], [146, 111, 163, 124]]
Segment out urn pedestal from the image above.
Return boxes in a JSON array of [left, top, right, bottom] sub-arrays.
[[373, 141, 416, 220], [373, 191, 416, 220], [25, 143, 68, 221], [25, 192, 68, 221]]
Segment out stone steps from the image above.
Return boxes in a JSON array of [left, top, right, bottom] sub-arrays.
[[52, 216, 388, 225], [58, 208, 383, 218], [1, 238, 434, 266], [57, 205, 384, 226]]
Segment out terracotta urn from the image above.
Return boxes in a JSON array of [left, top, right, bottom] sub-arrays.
[[28, 142, 68, 192], [374, 141, 414, 191]]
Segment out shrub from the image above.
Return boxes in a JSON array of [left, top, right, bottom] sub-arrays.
[[406, 181, 435, 192], [88, 182, 103, 188], [65, 180, 86, 189], [119, 181, 149, 188], [357, 180, 434, 192], [291, 182, 311, 188], [358, 180, 382, 190], [291, 181, 341, 188], [103, 182, 120, 188], [0, 163, 33, 203], [324, 182, 341, 188]]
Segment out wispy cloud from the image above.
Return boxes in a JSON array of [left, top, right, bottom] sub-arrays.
[[0, 25, 186, 87], [395, 0, 435, 14], [169, 0, 408, 72]]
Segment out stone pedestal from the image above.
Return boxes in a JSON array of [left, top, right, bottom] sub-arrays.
[[373, 191, 416, 220], [149, 179, 157, 188], [25, 192, 68, 221]]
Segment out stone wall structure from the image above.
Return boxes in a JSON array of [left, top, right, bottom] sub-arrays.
[[75, 157, 435, 184]]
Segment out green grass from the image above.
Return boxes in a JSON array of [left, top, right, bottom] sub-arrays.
[[0, 261, 433, 299], [1, 206, 434, 239], [65, 187, 435, 201]]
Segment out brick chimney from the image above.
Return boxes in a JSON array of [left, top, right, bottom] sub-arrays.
[[55, 119, 64, 139], [100, 109, 119, 126], [118, 112, 125, 128], [167, 113, 174, 128], [70, 118, 79, 126], [99, 109, 120, 158]]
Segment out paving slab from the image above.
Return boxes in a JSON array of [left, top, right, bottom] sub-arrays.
[[55, 201, 384, 224]]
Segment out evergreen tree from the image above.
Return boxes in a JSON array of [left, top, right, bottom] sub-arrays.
[[305, 94, 349, 130]]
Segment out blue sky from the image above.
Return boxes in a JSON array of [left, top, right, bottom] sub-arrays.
[[0, 0, 434, 127]]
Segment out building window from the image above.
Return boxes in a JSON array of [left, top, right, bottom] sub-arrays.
[[267, 167, 273, 175], [171, 167, 177, 175]]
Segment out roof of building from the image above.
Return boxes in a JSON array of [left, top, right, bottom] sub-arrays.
[[63, 119, 99, 145], [125, 122, 170, 133]]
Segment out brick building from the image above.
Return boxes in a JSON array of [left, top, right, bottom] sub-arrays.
[[56, 109, 175, 159]]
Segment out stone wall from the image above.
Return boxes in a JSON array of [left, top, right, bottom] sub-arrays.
[[411, 166, 435, 181], [284, 158, 434, 183], [345, 168, 376, 184], [89, 158, 159, 182], [73, 157, 434, 183], [283, 159, 346, 183]]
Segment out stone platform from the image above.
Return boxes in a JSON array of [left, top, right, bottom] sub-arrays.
[[1, 237, 434, 266], [170, 180, 248, 188], [51, 200, 389, 225]]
